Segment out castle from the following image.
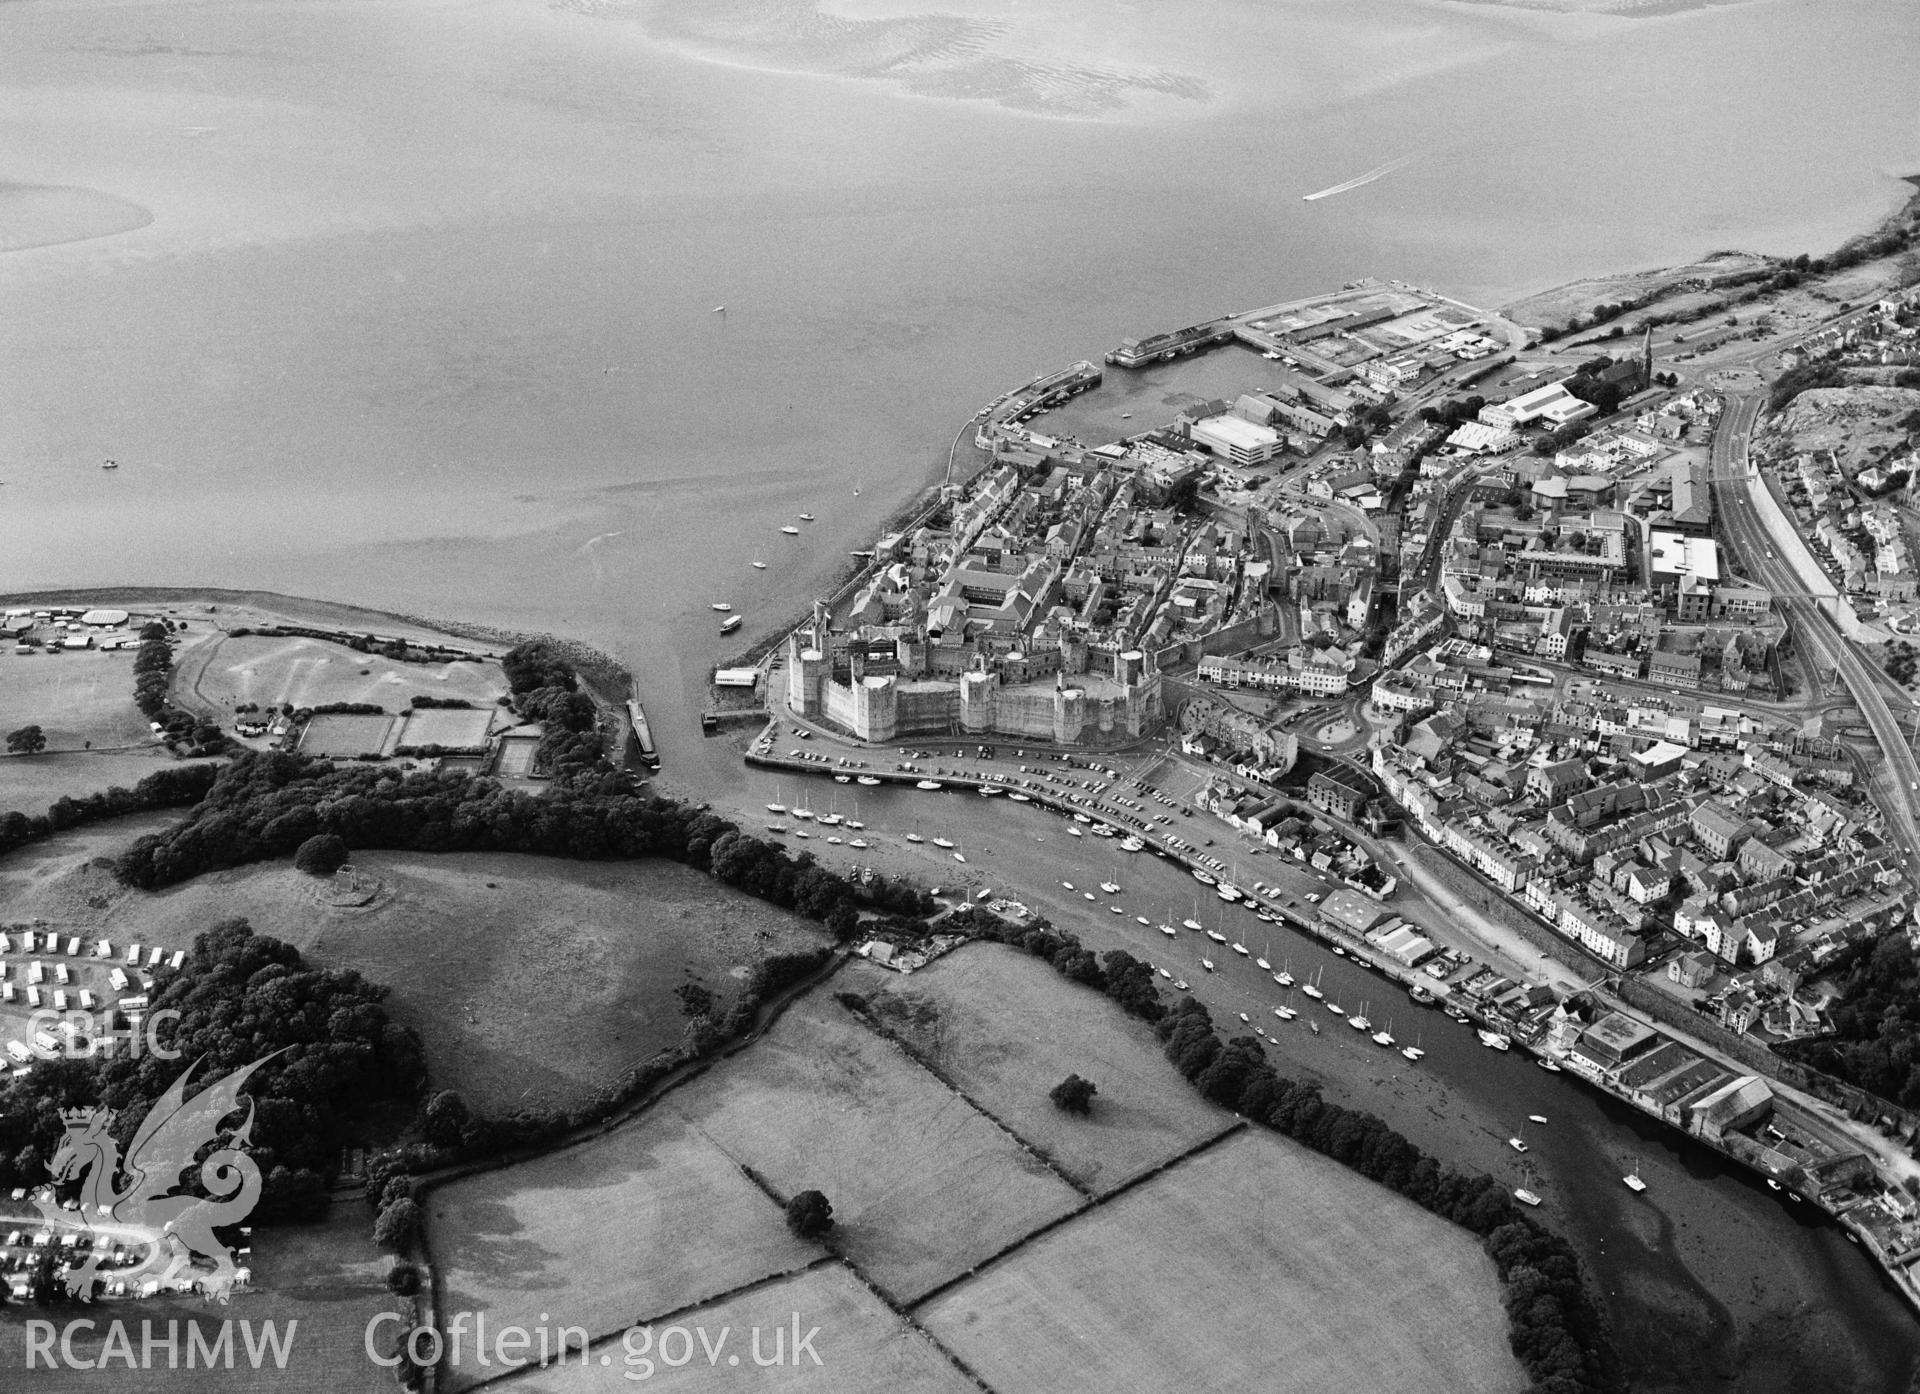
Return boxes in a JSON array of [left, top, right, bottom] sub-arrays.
[[784, 600, 1163, 746]]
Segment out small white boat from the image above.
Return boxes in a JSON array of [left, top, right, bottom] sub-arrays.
[[1192, 869, 1216, 886], [1183, 918, 1204, 932], [765, 802, 787, 813], [826, 835, 843, 845], [1083, 892, 1097, 902], [1477, 1029, 1512, 1052], [1536, 1058, 1562, 1073], [905, 833, 924, 844], [932, 837, 955, 849], [1255, 957, 1271, 971], [721, 614, 743, 634], [781, 525, 800, 535], [752, 560, 767, 569], [711, 602, 733, 612], [767, 824, 788, 834], [1160, 923, 1178, 937], [1201, 959, 1215, 972], [1274, 1005, 1297, 1021], [1514, 1189, 1542, 1208], [793, 829, 811, 839], [1326, 1003, 1345, 1018], [1135, 915, 1150, 926], [1063, 881, 1075, 890], [1232, 943, 1249, 956], [856, 775, 881, 786], [1158, 968, 1173, 980], [1623, 1166, 1647, 1194], [952, 852, 966, 863], [1309, 1021, 1320, 1035], [1206, 930, 1227, 944], [1400, 1045, 1420, 1061], [1109, 906, 1125, 916], [1528, 1115, 1548, 1126], [848, 838, 869, 848], [1067, 826, 1083, 837], [1100, 879, 1120, 895], [833, 774, 851, 784], [799, 512, 815, 521], [1008, 792, 1031, 802], [1508, 1138, 1529, 1154], [1238, 1012, 1250, 1024], [1175, 980, 1189, 991]]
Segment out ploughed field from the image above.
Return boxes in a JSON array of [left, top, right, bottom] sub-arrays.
[[424, 944, 1525, 1392], [853, 947, 1233, 1193], [919, 1127, 1525, 1394], [459, 1265, 976, 1394]]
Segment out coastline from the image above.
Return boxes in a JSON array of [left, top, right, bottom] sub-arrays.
[[0, 585, 629, 699]]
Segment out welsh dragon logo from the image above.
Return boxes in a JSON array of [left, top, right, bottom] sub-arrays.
[[39, 1052, 282, 1303]]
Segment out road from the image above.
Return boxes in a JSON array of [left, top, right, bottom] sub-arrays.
[[1709, 391, 1920, 860]]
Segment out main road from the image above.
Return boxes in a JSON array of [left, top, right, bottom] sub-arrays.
[[1711, 390, 1920, 859]]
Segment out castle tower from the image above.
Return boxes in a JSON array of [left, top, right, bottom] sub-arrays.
[[960, 670, 996, 735], [1053, 685, 1085, 745], [785, 629, 827, 719], [855, 674, 897, 744]]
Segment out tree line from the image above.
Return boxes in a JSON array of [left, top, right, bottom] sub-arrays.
[[0, 762, 222, 861], [951, 905, 1620, 1394], [132, 621, 226, 756], [111, 751, 930, 939]]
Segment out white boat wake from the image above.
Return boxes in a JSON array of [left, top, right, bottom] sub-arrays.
[[1303, 155, 1415, 202]]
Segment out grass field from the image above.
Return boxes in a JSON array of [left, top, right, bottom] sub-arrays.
[[0, 646, 172, 814], [919, 1128, 1527, 1394], [855, 946, 1230, 1195], [427, 1109, 823, 1390], [173, 631, 506, 718], [0, 1200, 406, 1393], [0, 847, 833, 1115], [478, 1263, 976, 1394], [664, 991, 1085, 1305]]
